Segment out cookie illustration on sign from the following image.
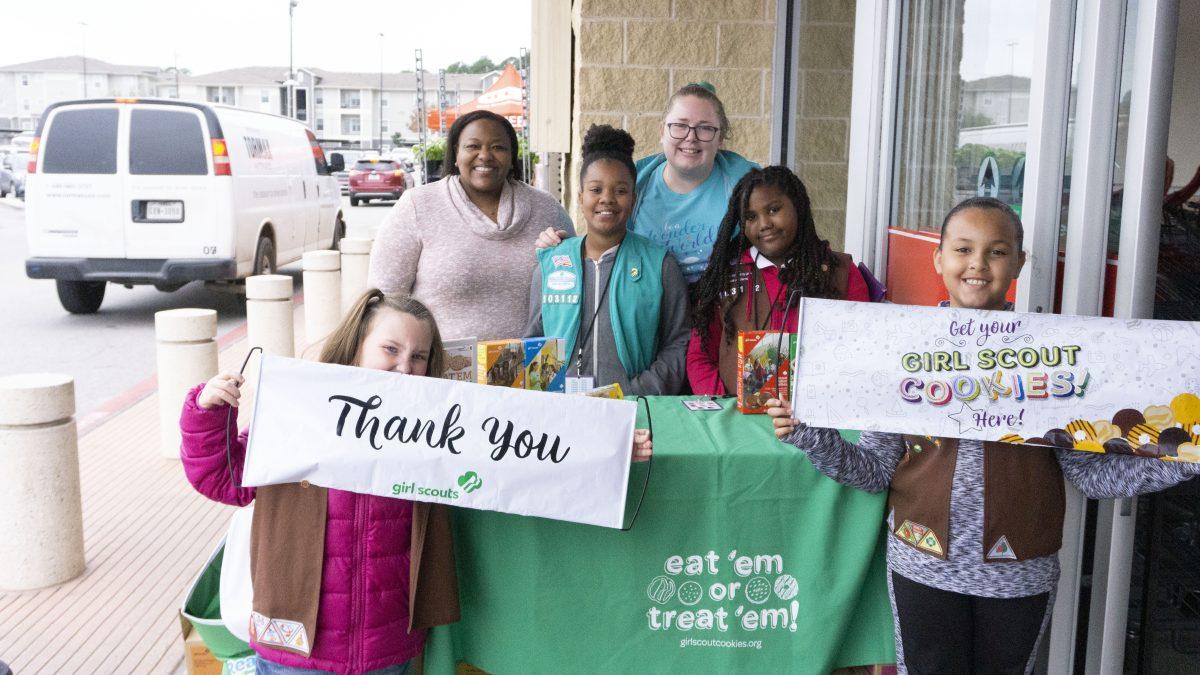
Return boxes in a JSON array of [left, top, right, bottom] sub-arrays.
[[745, 576, 772, 604], [646, 576, 676, 604], [773, 574, 799, 601], [457, 471, 483, 493], [677, 581, 703, 606]]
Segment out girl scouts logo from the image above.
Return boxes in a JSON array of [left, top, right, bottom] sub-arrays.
[[547, 270, 577, 291]]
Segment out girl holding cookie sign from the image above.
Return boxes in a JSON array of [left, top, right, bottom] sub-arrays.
[[767, 198, 1199, 674], [687, 165, 872, 396]]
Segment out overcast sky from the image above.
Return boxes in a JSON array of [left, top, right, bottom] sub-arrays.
[[2, 0, 531, 74]]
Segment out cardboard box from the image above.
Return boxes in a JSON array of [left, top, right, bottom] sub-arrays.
[[477, 339, 524, 388], [523, 337, 566, 392], [736, 331, 796, 414], [443, 337, 477, 383], [182, 624, 223, 675]]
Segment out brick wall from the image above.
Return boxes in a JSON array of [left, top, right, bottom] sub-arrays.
[[794, 0, 856, 248], [569, 0, 856, 247], [569, 0, 777, 216]]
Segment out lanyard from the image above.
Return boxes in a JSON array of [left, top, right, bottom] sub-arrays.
[[750, 253, 791, 331], [576, 240, 623, 376]]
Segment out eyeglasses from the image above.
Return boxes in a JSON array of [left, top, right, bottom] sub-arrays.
[[665, 122, 720, 142]]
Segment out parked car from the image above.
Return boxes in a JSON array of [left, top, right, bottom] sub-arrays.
[[24, 98, 346, 314], [4, 150, 28, 199], [348, 158, 406, 206], [0, 152, 15, 198]]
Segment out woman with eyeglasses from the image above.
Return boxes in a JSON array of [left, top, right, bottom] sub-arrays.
[[537, 83, 757, 285]]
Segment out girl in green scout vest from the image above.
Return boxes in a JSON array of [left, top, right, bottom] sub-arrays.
[[766, 198, 1200, 674], [524, 125, 690, 395], [687, 166, 871, 396]]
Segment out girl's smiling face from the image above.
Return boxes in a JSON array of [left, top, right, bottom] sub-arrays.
[[354, 309, 433, 376], [742, 184, 799, 265], [933, 207, 1026, 310], [579, 158, 635, 238]]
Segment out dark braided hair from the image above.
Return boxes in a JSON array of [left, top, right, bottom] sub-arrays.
[[579, 124, 637, 184], [691, 165, 843, 350]]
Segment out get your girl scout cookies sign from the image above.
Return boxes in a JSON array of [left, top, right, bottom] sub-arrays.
[[792, 299, 1200, 462], [243, 354, 638, 527]]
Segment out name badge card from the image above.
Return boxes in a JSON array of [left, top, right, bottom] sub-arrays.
[[244, 355, 637, 527], [792, 299, 1200, 463]]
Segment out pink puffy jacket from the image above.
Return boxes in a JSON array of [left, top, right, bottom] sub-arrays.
[[180, 385, 426, 674]]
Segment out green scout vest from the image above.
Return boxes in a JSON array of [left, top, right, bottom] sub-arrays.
[[536, 233, 666, 377]]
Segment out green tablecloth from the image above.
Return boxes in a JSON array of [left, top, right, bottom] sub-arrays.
[[425, 396, 895, 673]]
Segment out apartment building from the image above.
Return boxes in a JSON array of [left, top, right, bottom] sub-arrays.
[[0, 56, 487, 148]]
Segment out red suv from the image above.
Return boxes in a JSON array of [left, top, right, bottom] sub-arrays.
[[348, 158, 406, 206]]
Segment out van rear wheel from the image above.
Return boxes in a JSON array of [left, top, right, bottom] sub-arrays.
[[330, 215, 346, 251], [56, 280, 106, 314], [252, 237, 277, 276]]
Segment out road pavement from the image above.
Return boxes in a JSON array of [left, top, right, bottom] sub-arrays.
[[1, 196, 393, 415]]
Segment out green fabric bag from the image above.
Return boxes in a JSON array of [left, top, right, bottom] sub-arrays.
[[181, 541, 255, 671]]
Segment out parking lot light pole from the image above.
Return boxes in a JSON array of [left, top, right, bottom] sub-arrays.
[[288, 0, 299, 118], [379, 32, 384, 151]]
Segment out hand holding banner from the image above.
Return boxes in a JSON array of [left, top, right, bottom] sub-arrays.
[[244, 355, 638, 527], [792, 299, 1200, 462]]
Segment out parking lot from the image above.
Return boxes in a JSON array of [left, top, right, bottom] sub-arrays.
[[0, 196, 393, 415]]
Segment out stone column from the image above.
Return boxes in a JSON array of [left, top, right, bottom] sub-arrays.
[[246, 275, 295, 358], [340, 238, 374, 313], [303, 250, 342, 346], [0, 373, 85, 590], [155, 308, 218, 459]]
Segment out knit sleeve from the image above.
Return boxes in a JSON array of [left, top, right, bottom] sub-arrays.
[[782, 427, 903, 493], [524, 262, 545, 338], [368, 192, 422, 295], [1057, 450, 1200, 499]]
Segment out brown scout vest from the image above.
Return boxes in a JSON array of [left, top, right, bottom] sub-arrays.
[[249, 482, 460, 656], [714, 253, 852, 394], [888, 436, 1066, 562]]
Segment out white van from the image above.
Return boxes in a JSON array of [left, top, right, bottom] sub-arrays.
[[24, 98, 347, 313]]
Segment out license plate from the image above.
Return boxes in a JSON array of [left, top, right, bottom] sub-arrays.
[[146, 201, 184, 221], [368, 173, 381, 181]]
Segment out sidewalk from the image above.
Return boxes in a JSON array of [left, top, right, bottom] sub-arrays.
[[0, 301, 311, 673]]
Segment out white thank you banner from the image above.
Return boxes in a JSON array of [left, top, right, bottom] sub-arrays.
[[244, 355, 638, 527], [792, 299, 1200, 462]]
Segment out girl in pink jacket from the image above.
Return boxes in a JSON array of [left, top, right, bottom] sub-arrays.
[[180, 292, 456, 675]]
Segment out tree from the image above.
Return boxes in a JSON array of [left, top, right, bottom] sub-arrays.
[[391, 132, 405, 147], [444, 55, 518, 74]]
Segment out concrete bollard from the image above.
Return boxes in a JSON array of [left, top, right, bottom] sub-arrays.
[[340, 238, 374, 313], [303, 250, 342, 345], [0, 373, 85, 590], [247, 275, 295, 358], [156, 308, 218, 459]]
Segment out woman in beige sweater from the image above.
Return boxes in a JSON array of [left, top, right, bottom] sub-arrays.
[[369, 110, 573, 341]]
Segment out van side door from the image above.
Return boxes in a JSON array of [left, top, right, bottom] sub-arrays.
[[124, 106, 216, 261], [28, 106, 125, 259]]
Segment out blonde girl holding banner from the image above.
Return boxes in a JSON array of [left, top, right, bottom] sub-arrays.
[[181, 289, 655, 674], [767, 197, 1199, 674]]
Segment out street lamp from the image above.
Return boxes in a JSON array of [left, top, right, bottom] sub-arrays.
[[288, 0, 299, 118], [378, 32, 384, 151]]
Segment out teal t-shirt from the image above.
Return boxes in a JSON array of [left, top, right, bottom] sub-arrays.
[[631, 150, 758, 283]]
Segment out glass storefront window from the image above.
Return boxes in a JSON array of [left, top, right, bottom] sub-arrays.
[[886, 0, 1037, 305]]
